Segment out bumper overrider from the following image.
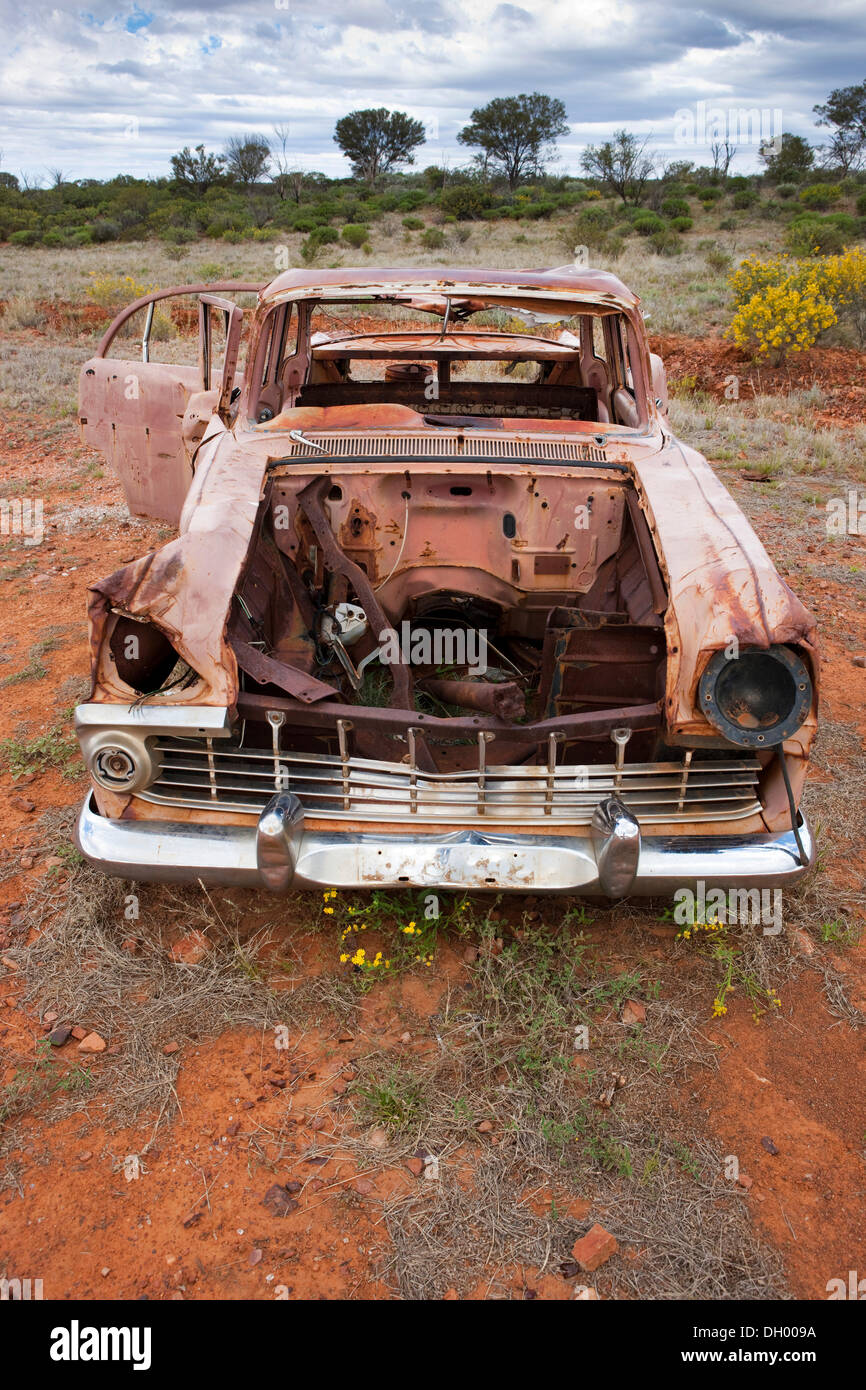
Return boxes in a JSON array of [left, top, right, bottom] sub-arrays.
[[75, 791, 815, 897]]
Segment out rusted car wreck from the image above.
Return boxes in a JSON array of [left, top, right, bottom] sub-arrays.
[[73, 266, 818, 895]]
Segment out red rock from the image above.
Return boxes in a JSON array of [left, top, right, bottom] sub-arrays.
[[71, 1026, 88, 1040], [9, 796, 35, 813], [225, 1122, 240, 1136], [47, 1024, 72, 1046], [170, 931, 211, 964], [406, 1157, 424, 1177], [332, 1079, 347, 1095], [77, 1032, 106, 1054], [476, 1120, 493, 1133], [43, 1010, 58, 1024], [621, 999, 646, 1026], [248, 1248, 263, 1266], [737, 1172, 753, 1190], [162, 1041, 180, 1055], [262, 1184, 299, 1217], [354, 1178, 374, 1195], [571, 1223, 618, 1272]]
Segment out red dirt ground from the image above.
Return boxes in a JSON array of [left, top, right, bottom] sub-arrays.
[[0, 358, 864, 1299]]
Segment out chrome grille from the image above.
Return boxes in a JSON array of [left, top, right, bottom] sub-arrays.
[[141, 737, 762, 825], [283, 434, 608, 463]]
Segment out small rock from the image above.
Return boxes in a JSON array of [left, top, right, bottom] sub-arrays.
[[120, 939, 140, 955], [77, 1150, 93, 1162], [248, 1248, 263, 1267], [47, 1024, 72, 1047], [792, 929, 815, 957], [463, 946, 478, 964], [9, 796, 35, 814], [406, 1157, 424, 1177], [170, 931, 211, 965], [1, 956, 19, 972], [262, 1184, 299, 1217], [19, 855, 34, 870], [77, 1031, 106, 1054], [71, 1026, 88, 1041], [400, 1031, 412, 1044], [43, 856, 64, 868], [621, 999, 646, 1026], [101, 1267, 111, 1278], [337, 1032, 355, 1043], [571, 1223, 619, 1273], [332, 1079, 347, 1096], [476, 1120, 494, 1133], [162, 1042, 180, 1055], [737, 1172, 753, 1190], [852, 656, 866, 669], [354, 1178, 374, 1195], [43, 1010, 58, 1025], [368, 1128, 388, 1149], [761, 1136, 779, 1156], [181, 1211, 201, 1228], [573, 1285, 600, 1300], [442, 1288, 459, 1300]]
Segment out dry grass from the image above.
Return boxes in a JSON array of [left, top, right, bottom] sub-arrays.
[[0, 863, 356, 1149]]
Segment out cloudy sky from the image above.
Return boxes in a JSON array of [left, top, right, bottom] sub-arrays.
[[1, 0, 864, 184]]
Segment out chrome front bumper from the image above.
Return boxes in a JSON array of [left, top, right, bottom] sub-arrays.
[[75, 792, 815, 897]]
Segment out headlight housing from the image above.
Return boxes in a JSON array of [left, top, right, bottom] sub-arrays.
[[81, 731, 159, 794], [698, 644, 812, 748]]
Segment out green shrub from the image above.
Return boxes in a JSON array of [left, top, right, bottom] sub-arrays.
[[785, 216, 846, 256], [650, 228, 683, 255], [670, 216, 693, 232], [161, 225, 196, 245], [439, 184, 491, 220], [341, 223, 369, 247], [633, 212, 665, 236], [732, 189, 758, 209], [698, 186, 723, 204], [661, 196, 690, 220], [776, 184, 797, 200], [798, 183, 842, 211], [402, 215, 424, 230], [421, 226, 445, 249], [10, 228, 38, 245]]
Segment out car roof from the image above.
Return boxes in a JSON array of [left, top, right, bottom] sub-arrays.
[[260, 264, 639, 309]]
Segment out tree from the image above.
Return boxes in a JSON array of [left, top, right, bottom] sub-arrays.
[[759, 132, 814, 183], [710, 140, 736, 178], [170, 144, 226, 194], [333, 108, 426, 185], [457, 92, 569, 190], [270, 124, 307, 202], [814, 81, 866, 174], [581, 129, 655, 206], [224, 133, 271, 186]]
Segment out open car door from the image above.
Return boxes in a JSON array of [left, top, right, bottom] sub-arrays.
[[78, 282, 260, 525]]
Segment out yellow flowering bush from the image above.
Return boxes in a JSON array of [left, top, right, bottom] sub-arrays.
[[727, 279, 836, 362], [726, 246, 866, 361]]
